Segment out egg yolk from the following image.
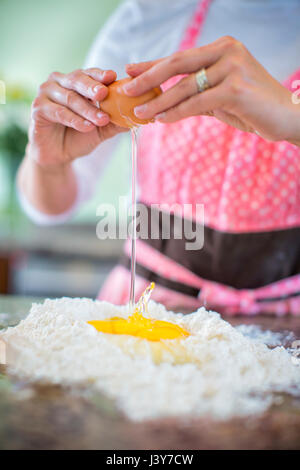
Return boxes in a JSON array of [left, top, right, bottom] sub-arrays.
[[88, 283, 189, 342]]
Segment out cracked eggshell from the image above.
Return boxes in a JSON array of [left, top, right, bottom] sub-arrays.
[[101, 77, 161, 128]]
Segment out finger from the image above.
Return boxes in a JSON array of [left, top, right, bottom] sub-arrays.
[[51, 70, 109, 102], [34, 98, 96, 132], [155, 84, 228, 123], [126, 60, 160, 77], [125, 36, 231, 78], [45, 82, 110, 127], [134, 74, 197, 119], [123, 38, 229, 96], [84, 68, 117, 85], [133, 57, 227, 120]]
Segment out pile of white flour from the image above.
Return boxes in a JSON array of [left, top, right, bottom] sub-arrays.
[[1, 297, 300, 421]]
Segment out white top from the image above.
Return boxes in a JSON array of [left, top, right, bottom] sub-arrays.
[[20, 0, 300, 225]]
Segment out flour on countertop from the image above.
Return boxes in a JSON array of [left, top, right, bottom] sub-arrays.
[[235, 324, 295, 348], [1, 298, 300, 421]]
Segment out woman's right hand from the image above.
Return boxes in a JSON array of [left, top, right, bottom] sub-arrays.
[[28, 68, 126, 169]]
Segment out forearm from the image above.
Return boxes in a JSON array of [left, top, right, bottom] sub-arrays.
[[288, 103, 300, 148], [17, 148, 77, 216], [290, 138, 300, 148]]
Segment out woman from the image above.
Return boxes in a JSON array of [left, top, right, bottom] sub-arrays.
[[18, 0, 300, 314]]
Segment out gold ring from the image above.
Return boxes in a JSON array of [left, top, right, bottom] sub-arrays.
[[195, 68, 210, 93]]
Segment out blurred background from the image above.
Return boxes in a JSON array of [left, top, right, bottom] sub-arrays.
[[0, 0, 129, 301]]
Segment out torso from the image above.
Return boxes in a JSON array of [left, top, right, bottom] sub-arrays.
[[99, 0, 300, 316]]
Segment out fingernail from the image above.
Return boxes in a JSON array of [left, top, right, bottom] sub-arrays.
[[134, 104, 147, 117], [123, 81, 136, 94], [155, 112, 166, 120], [97, 112, 109, 123], [93, 85, 103, 94], [84, 120, 92, 126]]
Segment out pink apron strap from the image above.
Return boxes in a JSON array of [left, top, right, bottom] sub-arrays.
[[284, 68, 300, 92], [179, 0, 213, 51], [183, 0, 300, 87], [162, 0, 213, 91]]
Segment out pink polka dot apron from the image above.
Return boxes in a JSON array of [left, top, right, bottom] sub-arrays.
[[99, 0, 300, 316]]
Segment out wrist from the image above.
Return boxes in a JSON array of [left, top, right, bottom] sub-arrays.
[[26, 143, 72, 176], [18, 145, 77, 216], [285, 98, 300, 147]]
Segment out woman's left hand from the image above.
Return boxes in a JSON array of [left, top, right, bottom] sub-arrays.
[[123, 36, 300, 145]]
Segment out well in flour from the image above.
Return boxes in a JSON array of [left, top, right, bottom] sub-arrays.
[[1, 297, 300, 421]]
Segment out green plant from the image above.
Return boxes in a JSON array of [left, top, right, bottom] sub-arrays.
[[0, 123, 28, 162], [0, 83, 32, 173], [0, 83, 32, 216]]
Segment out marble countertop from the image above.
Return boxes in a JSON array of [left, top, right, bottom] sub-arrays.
[[0, 296, 299, 450], [0, 295, 43, 329]]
